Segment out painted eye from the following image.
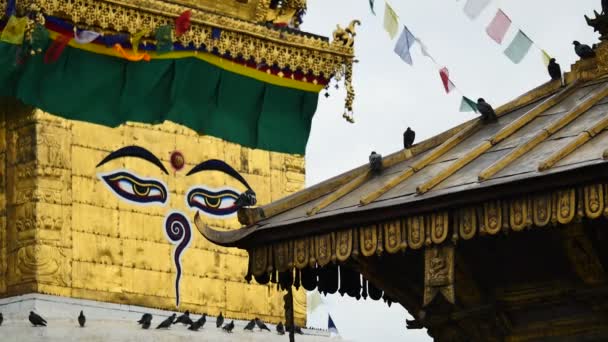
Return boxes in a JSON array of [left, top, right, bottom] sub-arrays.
[[100, 171, 167, 205], [187, 187, 240, 217]]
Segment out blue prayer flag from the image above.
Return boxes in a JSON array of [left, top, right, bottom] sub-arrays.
[[328, 314, 339, 335], [394, 26, 416, 65]]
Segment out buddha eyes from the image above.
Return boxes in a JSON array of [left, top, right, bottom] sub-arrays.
[[186, 187, 240, 217], [100, 171, 167, 205]]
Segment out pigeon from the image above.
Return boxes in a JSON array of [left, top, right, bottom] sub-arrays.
[[244, 319, 255, 331], [573, 41, 596, 59], [287, 324, 304, 334], [403, 127, 415, 149], [29, 311, 47, 327], [369, 151, 383, 173], [603, 0, 608, 14], [216, 312, 224, 328], [548, 58, 562, 81], [188, 318, 205, 331], [156, 314, 176, 329], [477, 98, 497, 124], [255, 318, 271, 331], [78, 311, 86, 328], [0, 313, 3, 327], [222, 320, 235, 333], [174, 311, 193, 325], [194, 314, 206, 328], [142, 320, 151, 329], [276, 322, 285, 335], [138, 313, 152, 325], [235, 189, 257, 208]]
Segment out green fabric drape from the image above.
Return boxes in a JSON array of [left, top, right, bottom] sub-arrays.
[[0, 42, 319, 155]]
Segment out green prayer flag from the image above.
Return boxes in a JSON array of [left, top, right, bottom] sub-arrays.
[[369, 0, 375, 15], [383, 3, 399, 39], [504, 30, 533, 64], [460, 96, 478, 113], [155, 25, 173, 54]]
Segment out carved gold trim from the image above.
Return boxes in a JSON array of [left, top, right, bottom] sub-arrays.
[[383, 221, 402, 254], [314, 234, 332, 267], [359, 225, 377, 257], [408, 216, 425, 250], [430, 212, 449, 245], [335, 230, 352, 262]]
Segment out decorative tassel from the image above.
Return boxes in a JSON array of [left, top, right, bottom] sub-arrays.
[[30, 23, 50, 55], [5, 0, 16, 17], [175, 10, 192, 37], [44, 34, 71, 64], [130, 30, 148, 53], [113, 44, 151, 62]]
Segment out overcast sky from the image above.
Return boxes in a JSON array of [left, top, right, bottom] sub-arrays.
[[299, 0, 599, 341]]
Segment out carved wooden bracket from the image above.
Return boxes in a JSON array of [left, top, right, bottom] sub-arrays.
[[423, 244, 455, 307]]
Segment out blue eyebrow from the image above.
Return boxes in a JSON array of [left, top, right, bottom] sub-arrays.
[[97, 146, 169, 175], [186, 159, 251, 190]]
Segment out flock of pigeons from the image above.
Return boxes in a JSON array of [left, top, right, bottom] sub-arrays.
[[0, 310, 303, 336]]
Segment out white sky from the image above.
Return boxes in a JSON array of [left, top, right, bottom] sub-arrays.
[[300, 0, 599, 341]]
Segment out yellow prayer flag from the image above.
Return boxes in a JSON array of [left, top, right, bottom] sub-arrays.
[[541, 49, 552, 67], [1, 16, 28, 45], [383, 2, 399, 39]]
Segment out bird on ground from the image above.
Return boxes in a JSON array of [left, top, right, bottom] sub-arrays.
[[174, 311, 193, 325], [29, 311, 47, 327], [0, 313, 3, 327], [369, 151, 383, 173], [138, 313, 152, 329], [156, 314, 176, 329], [403, 127, 415, 149], [548, 58, 562, 81], [188, 318, 205, 331], [276, 322, 285, 335], [244, 319, 255, 331], [216, 312, 224, 328], [573, 41, 596, 59], [477, 98, 497, 124], [194, 314, 206, 328], [255, 318, 271, 331], [78, 311, 86, 327], [235, 189, 257, 208], [222, 320, 235, 333]]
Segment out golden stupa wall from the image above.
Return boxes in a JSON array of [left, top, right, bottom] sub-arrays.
[[0, 100, 307, 325]]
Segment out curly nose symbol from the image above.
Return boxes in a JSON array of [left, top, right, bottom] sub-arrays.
[[163, 211, 193, 307]]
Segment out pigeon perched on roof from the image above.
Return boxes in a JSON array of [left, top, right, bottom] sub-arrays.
[[244, 319, 255, 331], [276, 322, 285, 335], [78, 311, 86, 328], [369, 151, 383, 173], [235, 189, 257, 208], [174, 311, 193, 325], [548, 58, 562, 81], [573, 41, 596, 59], [477, 98, 497, 124], [255, 318, 271, 331], [216, 312, 224, 328], [29, 312, 47, 327], [156, 314, 176, 329], [222, 320, 235, 333], [403, 127, 415, 149]]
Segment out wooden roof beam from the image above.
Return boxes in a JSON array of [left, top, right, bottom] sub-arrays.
[[307, 170, 373, 216], [415, 83, 579, 194], [539, 115, 608, 171], [359, 121, 482, 205], [479, 83, 608, 181]]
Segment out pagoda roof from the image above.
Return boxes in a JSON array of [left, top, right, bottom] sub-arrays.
[[201, 44, 608, 251]]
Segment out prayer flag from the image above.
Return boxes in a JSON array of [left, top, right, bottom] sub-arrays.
[[44, 35, 72, 64], [463, 0, 490, 20], [394, 26, 416, 65], [175, 10, 192, 37], [415, 37, 436, 63], [5, 0, 15, 17], [155, 25, 173, 53], [460, 96, 478, 113], [384, 3, 399, 39], [74, 30, 101, 44], [0, 16, 28, 45], [486, 10, 511, 44], [369, 0, 375, 15], [504, 30, 533, 64], [542, 49, 552, 67], [328, 315, 339, 335], [131, 30, 148, 53], [439, 67, 456, 94]]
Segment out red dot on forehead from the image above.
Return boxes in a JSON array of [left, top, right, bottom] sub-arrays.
[[170, 151, 185, 171]]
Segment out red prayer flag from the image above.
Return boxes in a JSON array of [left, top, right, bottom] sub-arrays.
[[44, 34, 71, 64], [486, 10, 511, 44], [439, 67, 455, 94], [175, 10, 192, 37]]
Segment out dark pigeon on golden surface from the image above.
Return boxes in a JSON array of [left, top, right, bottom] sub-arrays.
[[174, 310, 193, 325], [29, 311, 47, 327], [369, 151, 383, 173], [216, 312, 224, 328], [156, 314, 176, 329], [573, 41, 596, 59], [403, 127, 416, 149], [276, 321, 285, 335], [78, 310, 86, 327], [477, 98, 497, 124], [222, 320, 235, 333], [548, 58, 562, 80], [244, 319, 255, 331], [255, 317, 271, 331]]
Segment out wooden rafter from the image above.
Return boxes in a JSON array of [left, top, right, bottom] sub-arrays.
[[479, 82, 608, 181], [415, 83, 579, 194], [539, 115, 608, 171], [307, 170, 373, 216]]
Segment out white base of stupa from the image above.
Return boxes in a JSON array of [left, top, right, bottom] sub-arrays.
[[0, 294, 338, 342]]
